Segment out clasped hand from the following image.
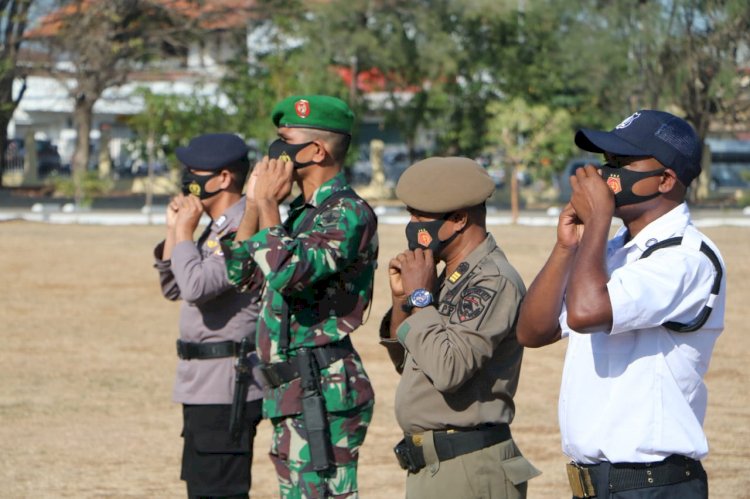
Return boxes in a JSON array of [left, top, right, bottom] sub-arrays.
[[246, 156, 293, 206], [388, 248, 437, 299], [569, 165, 614, 223], [557, 165, 614, 248], [167, 193, 205, 239]]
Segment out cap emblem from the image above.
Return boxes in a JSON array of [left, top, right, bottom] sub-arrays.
[[606, 175, 622, 194], [616, 112, 641, 129], [278, 152, 292, 163], [188, 181, 201, 196], [295, 99, 310, 118], [417, 228, 432, 247]]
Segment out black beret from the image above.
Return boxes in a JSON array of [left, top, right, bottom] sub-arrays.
[[396, 157, 495, 212], [176, 133, 249, 171]]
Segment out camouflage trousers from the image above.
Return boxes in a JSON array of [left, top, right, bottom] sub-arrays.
[[269, 400, 374, 499]]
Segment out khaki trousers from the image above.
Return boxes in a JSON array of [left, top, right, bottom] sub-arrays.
[[405, 433, 540, 499]]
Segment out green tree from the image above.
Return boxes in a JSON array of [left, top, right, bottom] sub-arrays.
[[0, 0, 34, 188], [488, 97, 576, 219], [28, 0, 197, 204]]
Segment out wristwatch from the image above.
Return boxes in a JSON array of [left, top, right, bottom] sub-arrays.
[[402, 288, 434, 313]]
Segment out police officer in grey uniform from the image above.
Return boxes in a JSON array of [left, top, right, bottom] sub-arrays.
[[153, 133, 264, 499], [380, 157, 540, 499]]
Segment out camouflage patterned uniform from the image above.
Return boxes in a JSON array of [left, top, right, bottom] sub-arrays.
[[223, 172, 377, 498]]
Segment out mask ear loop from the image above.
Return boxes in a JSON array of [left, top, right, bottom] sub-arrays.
[[439, 210, 466, 248]]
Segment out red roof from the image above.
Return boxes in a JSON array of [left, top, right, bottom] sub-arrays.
[[27, 0, 259, 38], [336, 66, 422, 93]]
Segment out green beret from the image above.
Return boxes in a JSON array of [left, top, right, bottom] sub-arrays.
[[271, 95, 354, 135], [396, 157, 495, 213]]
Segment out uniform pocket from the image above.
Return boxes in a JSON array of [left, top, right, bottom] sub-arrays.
[[500, 455, 542, 486], [192, 429, 249, 455]]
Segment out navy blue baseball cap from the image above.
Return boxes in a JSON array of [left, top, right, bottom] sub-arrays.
[[176, 133, 249, 171], [575, 110, 702, 186]]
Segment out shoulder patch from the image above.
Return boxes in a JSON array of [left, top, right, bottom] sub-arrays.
[[318, 206, 342, 227], [456, 286, 496, 323]]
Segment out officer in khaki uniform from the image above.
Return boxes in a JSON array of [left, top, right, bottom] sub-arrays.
[[380, 157, 540, 499]]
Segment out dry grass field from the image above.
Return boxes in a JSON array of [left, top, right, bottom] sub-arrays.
[[1, 219, 748, 498]]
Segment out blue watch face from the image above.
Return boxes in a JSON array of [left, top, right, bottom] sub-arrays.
[[411, 289, 433, 308]]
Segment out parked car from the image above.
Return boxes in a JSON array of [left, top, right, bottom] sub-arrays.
[[705, 138, 750, 195], [558, 157, 602, 202], [4, 138, 63, 177], [709, 163, 750, 191]]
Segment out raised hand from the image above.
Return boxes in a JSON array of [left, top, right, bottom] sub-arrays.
[[388, 256, 406, 299], [570, 164, 614, 224], [175, 193, 205, 241], [254, 156, 294, 205], [166, 195, 180, 231], [244, 163, 261, 206], [556, 202, 584, 250], [395, 248, 438, 296]]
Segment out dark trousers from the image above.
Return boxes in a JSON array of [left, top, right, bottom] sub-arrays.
[[573, 456, 708, 499], [181, 401, 263, 499]]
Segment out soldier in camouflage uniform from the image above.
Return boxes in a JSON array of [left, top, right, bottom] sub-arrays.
[[221, 95, 377, 498]]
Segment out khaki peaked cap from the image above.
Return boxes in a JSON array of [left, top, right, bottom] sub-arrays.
[[396, 157, 495, 213]]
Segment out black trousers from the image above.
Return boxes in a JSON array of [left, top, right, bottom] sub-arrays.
[[181, 401, 263, 499], [574, 457, 708, 499]]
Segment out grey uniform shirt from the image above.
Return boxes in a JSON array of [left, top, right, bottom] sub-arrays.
[[381, 233, 526, 434], [154, 197, 263, 405]]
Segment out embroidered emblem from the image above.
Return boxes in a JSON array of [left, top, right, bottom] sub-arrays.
[[457, 286, 496, 322], [278, 151, 292, 163], [207, 240, 218, 248], [438, 303, 455, 316], [319, 208, 340, 227], [606, 175, 622, 194], [295, 99, 310, 118], [417, 228, 432, 248], [448, 262, 470, 283], [616, 112, 641, 129]]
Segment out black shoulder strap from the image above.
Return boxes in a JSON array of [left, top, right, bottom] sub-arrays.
[[279, 188, 376, 352], [639, 237, 723, 332]]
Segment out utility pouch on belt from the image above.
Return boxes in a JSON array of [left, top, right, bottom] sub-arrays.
[[394, 438, 426, 473], [297, 348, 334, 472], [229, 337, 252, 442]]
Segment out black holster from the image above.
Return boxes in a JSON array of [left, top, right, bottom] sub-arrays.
[[297, 348, 335, 472], [394, 438, 426, 473], [229, 337, 252, 442]]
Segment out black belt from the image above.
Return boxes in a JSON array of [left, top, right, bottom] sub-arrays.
[[176, 340, 241, 360], [394, 424, 511, 473], [567, 454, 706, 498], [259, 336, 354, 388]]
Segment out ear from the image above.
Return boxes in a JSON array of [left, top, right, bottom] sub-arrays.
[[448, 210, 469, 231], [659, 168, 678, 193], [310, 140, 328, 163], [218, 169, 234, 190]]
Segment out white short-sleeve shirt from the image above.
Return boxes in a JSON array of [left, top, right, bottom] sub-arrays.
[[558, 203, 726, 464]]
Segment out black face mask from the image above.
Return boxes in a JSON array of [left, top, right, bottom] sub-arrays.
[[268, 139, 316, 169], [600, 164, 665, 207], [405, 214, 460, 254], [181, 170, 222, 200]]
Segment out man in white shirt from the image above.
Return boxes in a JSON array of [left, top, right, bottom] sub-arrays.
[[517, 110, 725, 499]]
